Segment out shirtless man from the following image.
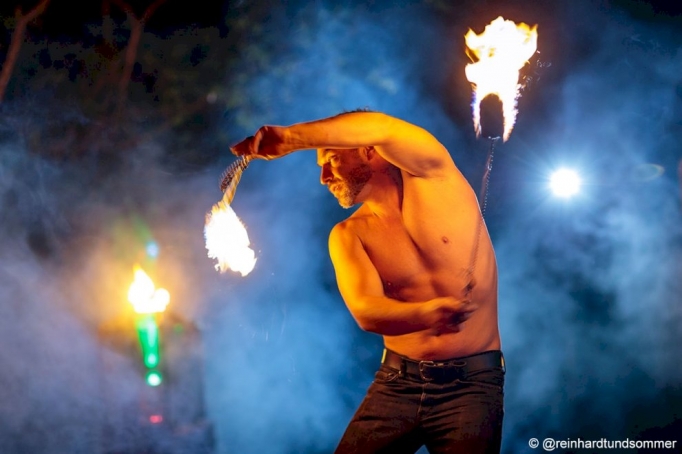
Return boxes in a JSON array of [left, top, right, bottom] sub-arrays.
[[232, 111, 503, 454]]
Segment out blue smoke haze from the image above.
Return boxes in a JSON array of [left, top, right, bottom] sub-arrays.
[[1, 0, 681, 453]]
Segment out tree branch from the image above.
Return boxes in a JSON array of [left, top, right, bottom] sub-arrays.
[[141, 0, 168, 23], [110, 0, 168, 115], [0, 0, 51, 103]]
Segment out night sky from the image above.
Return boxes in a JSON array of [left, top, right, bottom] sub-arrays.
[[1, 0, 681, 453]]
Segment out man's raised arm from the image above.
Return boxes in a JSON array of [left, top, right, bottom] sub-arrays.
[[231, 111, 456, 178]]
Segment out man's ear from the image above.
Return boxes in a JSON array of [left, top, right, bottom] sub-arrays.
[[363, 146, 376, 160]]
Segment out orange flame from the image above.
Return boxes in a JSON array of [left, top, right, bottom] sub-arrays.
[[465, 16, 538, 141], [204, 201, 257, 276], [127, 266, 170, 314]]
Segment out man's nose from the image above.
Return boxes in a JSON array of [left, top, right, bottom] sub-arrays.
[[320, 165, 333, 185]]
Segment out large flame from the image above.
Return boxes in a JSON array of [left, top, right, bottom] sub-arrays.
[[465, 16, 538, 141], [128, 266, 170, 314], [204, 201, 257, 276]]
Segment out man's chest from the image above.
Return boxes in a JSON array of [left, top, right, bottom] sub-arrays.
[[355, 219, 436, 298]]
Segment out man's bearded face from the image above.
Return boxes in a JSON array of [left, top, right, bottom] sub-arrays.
[[329, 161, 372, 208]]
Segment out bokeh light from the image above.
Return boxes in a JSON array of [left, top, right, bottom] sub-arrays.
[[146, 371, 163, 387], [549, 168, 581, 198]]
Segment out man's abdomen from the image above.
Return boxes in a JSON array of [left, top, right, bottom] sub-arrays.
[[383, 300, 501, 361]]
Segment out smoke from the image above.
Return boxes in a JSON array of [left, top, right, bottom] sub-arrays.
[[1, 0, 681, 453]]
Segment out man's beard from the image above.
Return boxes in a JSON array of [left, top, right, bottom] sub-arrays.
[[331, 163, 372, 209]]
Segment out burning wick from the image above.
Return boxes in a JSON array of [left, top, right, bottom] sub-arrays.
[[465, 16, 538, 141], [204, 156, 257, 276], [204, 201, 257, 276]]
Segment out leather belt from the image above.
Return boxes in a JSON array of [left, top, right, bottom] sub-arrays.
[[381, 348, 504, 383]]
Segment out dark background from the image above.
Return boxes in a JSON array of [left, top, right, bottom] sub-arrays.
[[1, 0, 681, 453]]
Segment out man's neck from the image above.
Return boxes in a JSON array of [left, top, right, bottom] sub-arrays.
[[361, 168, 403, 219]]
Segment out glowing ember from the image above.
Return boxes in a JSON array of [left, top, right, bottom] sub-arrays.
[[204, 201, 257, 276], [465, 16, 538, 141], [128, 266, 170, 314]]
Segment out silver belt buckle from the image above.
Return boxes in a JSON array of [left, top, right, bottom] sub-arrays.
[[418, 360, 437, 381]]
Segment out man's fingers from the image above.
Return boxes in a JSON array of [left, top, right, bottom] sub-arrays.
[[445, 323, 462, 333], [231, 135, 256, 156], [451, 302, 478, 324], [230, 143, 246, 156], [460, 300, 478, 313], [457, 311, 474, 322]]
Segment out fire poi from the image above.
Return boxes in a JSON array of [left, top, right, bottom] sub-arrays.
[[204, 156, 257, 276], [465, 16, 538, 142], [464, 16, 538, 209]]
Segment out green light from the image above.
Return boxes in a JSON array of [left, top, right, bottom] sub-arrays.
[[135, 314, 160, 369], [134, 314, 164, 386], [146, 370, 162, 387], [146, 353, 158, 367]]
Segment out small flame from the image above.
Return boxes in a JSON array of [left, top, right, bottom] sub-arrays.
[[128, 266, 170, 314], [465, 16, 538, 141], [204, 201, 257, 276]]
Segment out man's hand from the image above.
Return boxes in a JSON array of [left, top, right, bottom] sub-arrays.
[[426, 296, 479, 333], [231, 125, 290, 160]]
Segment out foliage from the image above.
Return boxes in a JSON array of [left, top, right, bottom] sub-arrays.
[[0, 4, 232, 169]]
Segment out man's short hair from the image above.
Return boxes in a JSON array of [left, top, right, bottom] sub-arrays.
[[344, 107, 374, 113]]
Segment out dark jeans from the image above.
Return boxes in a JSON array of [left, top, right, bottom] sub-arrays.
[[335, 351, 505, 454]]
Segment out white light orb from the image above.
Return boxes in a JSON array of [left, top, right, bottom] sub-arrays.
[[550, 168, 581, 198]]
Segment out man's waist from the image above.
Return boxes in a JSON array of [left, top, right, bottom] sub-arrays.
[[381, 348, 505, 383]]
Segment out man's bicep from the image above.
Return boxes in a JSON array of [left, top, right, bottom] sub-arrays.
[[328, 225, 384, 313], [375, 116, 456, 178]]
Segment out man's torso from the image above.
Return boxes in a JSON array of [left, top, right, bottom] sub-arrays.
[[347, 168, 500, 360]]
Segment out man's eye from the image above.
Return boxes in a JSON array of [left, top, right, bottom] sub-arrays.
[[330, 155, 339, 164]]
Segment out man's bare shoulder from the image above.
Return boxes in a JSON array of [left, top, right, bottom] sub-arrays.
[[329, 216, 359, 242], [328, 209, 372, 248]]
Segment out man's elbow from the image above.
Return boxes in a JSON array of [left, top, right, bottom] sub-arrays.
[[348, 307, 372, 332], [353, 315, 379, 333], [348, 301, 380, 333]]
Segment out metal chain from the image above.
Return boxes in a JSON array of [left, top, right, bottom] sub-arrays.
[[219, 155, 254, 193], [479, 137, 498, 218], [465, 137, 498, 297]]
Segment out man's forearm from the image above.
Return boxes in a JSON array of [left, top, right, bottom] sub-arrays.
[[351, 295, 435, 336], [230, 113, 390, 160], [282, 111, 452, 178], [233, 111, 453, 179], [283, 111, 395, 153]]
